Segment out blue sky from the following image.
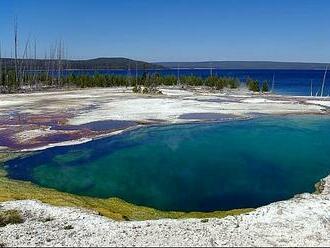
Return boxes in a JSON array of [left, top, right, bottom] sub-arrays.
[[0, 0, 329, 62]]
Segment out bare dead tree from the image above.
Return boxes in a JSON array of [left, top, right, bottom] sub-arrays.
[[321, 65, 328, 97], [53, 42, 58, 86], [46, 48, 52, 84], [310, 80, 313, 97], [26, 39, 32, 88], [32, 39, 37, 89], [61, 40, 65, 85], [64, 42, 70, 83], [14, 18, 19, 84], [57, 40, 62, 86], [49, 42, 57, 86], [20, 36, 30, 90], [44, 50, 48, 88], [62, 40, 68, 87], [0, 41, 2, 88], [127, 61, 131, 87], [3, 46, 7, 92]]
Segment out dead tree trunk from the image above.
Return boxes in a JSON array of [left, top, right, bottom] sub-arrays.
[[32, 39, 37, 89], [14, 18, 19, 85], [321, 65, 328, 97], [0, 42, 2, 90]]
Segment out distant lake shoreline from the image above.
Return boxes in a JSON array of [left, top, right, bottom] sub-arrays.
[[51, 68, 329, 96]]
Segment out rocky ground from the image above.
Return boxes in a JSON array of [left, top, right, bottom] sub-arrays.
[[0, 176, 329, 247]]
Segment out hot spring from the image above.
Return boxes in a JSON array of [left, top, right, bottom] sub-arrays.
[[4, 115, 330, 212]]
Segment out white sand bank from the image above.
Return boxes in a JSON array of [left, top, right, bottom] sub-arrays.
[[0, 87, 328, 151]]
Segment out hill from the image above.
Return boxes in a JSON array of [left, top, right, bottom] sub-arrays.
[[156, 61, 329, 70], [0, 57, 164, 70]]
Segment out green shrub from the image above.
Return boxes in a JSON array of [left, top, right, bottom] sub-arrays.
[[261, 81, 269, 92], [0, 210, 23, 227], [132, 84, 139, 93], [142, 87, 149, 94], [247, 78, 260, 92]]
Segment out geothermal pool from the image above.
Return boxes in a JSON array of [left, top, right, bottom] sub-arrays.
[[4, 115, 330, 212]]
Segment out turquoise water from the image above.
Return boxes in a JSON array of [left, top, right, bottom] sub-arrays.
[[5, 115, 330, 211]]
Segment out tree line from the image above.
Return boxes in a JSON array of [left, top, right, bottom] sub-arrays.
[[0, 68, 273, 94], [64, 73, 270, 94]]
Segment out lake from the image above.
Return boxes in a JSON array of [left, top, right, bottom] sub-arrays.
[[4, 115, 330, 212]]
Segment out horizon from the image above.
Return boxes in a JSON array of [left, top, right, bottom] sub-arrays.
[[0, 0, 330, 63], [1, 56, 329, 65]]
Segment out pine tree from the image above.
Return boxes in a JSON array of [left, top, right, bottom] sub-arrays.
[[261, 81, 269, 92]]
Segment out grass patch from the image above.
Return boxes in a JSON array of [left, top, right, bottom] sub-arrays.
[[0, 210, 23, 227], [0, 153, 24, 163], [314, 179, 326, 194], [0, 153, 253, 221]]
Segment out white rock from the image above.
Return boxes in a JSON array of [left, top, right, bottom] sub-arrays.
[[1, 176, 330, 247]]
